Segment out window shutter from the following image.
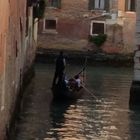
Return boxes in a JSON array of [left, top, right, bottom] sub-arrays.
[[53, 0, 57, 7], [57, 0, 61, 8], [125, 0, 128, 11], [105, 0, 109, 12], [88, 0, 95, 10], [46, 0, 51, 7], [131, 0, 136, 11]]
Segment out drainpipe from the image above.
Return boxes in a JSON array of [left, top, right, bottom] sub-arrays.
[[129, 0, 140, 106]]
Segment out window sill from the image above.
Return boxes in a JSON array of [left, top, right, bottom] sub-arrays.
[[42, 30, 58, 34], [90, 34, 99, 36], [46, 7, 60, 10], [125, 11, 135, 13], [90, 9, 106, 12]]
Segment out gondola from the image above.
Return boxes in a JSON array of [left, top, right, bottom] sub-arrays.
[[52, 57, 87, 101], [52, 81, 85, 101]]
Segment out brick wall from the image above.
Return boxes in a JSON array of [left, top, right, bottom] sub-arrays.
[[38, 0, 136, 53], [38, 0, 104, 50], [44, 0, 92, 39]]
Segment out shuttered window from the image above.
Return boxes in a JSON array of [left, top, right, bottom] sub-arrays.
[[95, 0, 104, 9], [43, 18, 58, 34], [88, 0, 109, 11], [47, 0, 61, 8], [45, 20, 56, 30], [91, 22, 105, 35], [88, 0, 95, 10], [125, 0, 136, 11]]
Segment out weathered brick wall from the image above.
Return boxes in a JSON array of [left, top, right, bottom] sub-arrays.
[[118, 0, 125, 11], [38, 0, 135, 53], [57, 19, 89, 39], [44, 0, 93, 39], [106, 23, 123, 43], [123, 13, 136, 53], [118, 0, 136, 53], [45, 0, 89, 19], [38, 0, 105, 50]]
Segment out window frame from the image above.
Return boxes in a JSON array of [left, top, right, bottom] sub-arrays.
[[90, 20, 106, 36], [89, 0, 108, 11], [125, 0, 136, 12], [46, 0, 61, 8], [94, 0, 105, 10], [43, 18, 58, 34]]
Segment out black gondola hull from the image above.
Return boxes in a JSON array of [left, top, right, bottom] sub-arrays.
[[52, 84, 84, 101]]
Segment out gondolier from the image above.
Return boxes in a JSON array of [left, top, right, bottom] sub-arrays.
[[52, 56, 88, 101], [52, 51, 66, 87]]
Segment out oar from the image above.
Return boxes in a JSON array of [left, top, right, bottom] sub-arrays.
[[81, 84, 98, 100]]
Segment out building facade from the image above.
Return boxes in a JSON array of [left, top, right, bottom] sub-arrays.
[[118, 0, 136, 53], [0, 0, 38, 139], [38, 0, 136, 53]]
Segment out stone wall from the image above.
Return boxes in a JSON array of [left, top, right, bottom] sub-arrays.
[[0, 1, 37, 139]]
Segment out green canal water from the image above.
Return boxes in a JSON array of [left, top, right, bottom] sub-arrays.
[[15, 63, 140, 140]]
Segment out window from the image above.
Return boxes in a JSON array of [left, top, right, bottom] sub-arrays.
[[88, 0, 109, 11], [45, 20, 56, 30], [125, 0, 136, 11], [46, 0, 61, 8], [43, 19, 57, 34], [90, 21, 105, 35], [95, 0, 104, 9]]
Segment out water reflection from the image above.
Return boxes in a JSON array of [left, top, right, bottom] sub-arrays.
[[14, 63, 140, 140], [47, 97, 131, 140], [128, 106, 140, 140]]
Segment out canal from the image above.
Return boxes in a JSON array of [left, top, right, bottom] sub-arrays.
[[14, 62, 140, 140]]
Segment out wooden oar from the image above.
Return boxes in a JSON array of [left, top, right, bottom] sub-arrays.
[[81, 85, 98, 100]]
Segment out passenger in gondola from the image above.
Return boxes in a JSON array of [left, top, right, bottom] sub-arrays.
[[52, 51, 66, 87], [74, 74, 81, 88], [68, 74, 81, 91]]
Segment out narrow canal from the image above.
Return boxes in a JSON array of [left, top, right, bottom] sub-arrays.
[[14, 62, 140, 140]]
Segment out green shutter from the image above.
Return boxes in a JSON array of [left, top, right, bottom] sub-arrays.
[[105, 0, 109, 12], [57, 0, 61, 8], [131, 0, 136, 11], [53, 0, 57, 7], [88, 0, 95, 10]]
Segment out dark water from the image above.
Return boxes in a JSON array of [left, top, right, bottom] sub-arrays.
[[15, 63, 140, 140]]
